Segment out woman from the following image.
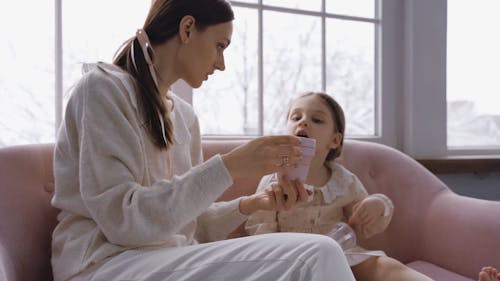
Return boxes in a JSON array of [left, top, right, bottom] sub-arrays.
[[50, 0, 355, 280]]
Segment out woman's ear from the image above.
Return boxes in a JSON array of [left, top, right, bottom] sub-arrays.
[[329, 133, 343, 149], [179, 15, 195, 44]]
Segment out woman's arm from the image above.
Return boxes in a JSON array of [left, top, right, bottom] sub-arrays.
[[56, 71, 233, 247]]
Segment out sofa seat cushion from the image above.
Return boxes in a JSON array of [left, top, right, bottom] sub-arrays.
[[407, 260, 474, 281]]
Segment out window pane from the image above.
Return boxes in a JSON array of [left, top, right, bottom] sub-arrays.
[[193, 7, 259, 135], [326, 19, 375, 136], [63, 1, 149, 104], [327, 0, 375, 18], [264, 0, 321, 12], [263, 11, 322, 135], [0, 0, 54, 147], [447, 1, 500, 147]]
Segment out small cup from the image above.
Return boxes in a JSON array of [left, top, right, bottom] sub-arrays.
[[282, 137, 316, 183], [326, 222, 357, 251]]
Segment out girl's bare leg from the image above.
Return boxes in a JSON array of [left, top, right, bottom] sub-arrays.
[[351, 256, 434, 281], [479, 266, 500, 281]]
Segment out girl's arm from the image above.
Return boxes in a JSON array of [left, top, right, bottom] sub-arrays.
[[348, 193, 394, 238], [343, 173, 394, 238]]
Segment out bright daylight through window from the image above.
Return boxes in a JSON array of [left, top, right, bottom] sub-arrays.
[[447, 0, 500, 147], [2, 1, 497, 155]]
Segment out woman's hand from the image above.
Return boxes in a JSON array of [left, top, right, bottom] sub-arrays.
[[239, 178, 311, 215], [348, 197, 385, 231], [222, 136, 303, 181]]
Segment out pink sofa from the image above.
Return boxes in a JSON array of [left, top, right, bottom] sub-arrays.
[[1, 140, 499, 281]]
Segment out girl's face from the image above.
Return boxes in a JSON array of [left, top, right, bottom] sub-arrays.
[[178, 20, 233, 88], [286, 95, 342, 158]]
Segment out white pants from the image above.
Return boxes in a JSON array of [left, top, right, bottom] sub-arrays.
[[74, 233, 355, 281]]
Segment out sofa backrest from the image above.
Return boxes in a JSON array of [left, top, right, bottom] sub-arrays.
[[0, 140, 454, 281], [337, 140, 451, 262], [203, 140, 452, 263], [0, 144, 58, 281]]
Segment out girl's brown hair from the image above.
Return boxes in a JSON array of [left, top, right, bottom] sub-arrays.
[[113, 0, 234, 149], [297, 92, 345, 161]]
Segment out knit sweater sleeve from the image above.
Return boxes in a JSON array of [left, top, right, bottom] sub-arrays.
[[189, 114, 248, 243], [63, 71, 233, 247]]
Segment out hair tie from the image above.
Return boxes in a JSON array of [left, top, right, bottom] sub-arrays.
[[133, 29, 160, 89], [132, 29, 168, 145]]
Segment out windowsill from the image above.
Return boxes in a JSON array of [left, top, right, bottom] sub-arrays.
[[416, 156, 500, 174]]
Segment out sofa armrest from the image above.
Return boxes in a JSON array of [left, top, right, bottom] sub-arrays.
[[421, 192, 500, 278]]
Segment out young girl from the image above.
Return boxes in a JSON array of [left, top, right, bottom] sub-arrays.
[[246, 91, 500, 281], [246, 91, 433, 281]]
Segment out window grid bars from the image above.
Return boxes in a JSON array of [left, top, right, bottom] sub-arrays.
[[231, 0, 381, 136]]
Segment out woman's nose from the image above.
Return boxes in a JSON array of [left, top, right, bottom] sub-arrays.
[[215, 54, 225, 71]]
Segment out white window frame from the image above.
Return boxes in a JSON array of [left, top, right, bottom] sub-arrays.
[[55, 0, 63, 136], [401, 0, 448, 157]]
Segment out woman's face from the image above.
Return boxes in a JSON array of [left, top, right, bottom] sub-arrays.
[[179, 20, 233, 88], [286, 95, 342, 158]]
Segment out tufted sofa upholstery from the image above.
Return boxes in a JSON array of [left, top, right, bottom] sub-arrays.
[[1, 140, 499, 281]]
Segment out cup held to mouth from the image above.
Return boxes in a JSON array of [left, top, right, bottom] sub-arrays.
[[281, 137, 316, 183]]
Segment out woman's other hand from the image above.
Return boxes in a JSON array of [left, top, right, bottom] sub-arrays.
[[222, 135, 303, 180], [239, 178, 311, 215]]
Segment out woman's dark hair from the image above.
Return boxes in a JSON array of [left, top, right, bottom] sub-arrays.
[[296, 91, 346, 161], [113, 0, 234, 149]]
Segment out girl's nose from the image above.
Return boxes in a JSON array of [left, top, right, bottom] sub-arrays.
[[298, 118, 308, 127]]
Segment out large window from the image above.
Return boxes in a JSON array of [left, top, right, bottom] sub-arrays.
[[1, 0, 498, 158], [193, 1, 379, 137]]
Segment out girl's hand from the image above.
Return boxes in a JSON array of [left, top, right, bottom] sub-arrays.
[[222, 136, 303, 181], [239, 178, 311, 215], [348, 197, 385, 230]]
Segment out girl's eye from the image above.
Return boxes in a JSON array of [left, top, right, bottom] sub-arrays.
[[291, 115, 301, 121], [312, 118, 323, 124]]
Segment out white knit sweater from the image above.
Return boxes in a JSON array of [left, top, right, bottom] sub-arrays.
[[51, 63, 246, 281]]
